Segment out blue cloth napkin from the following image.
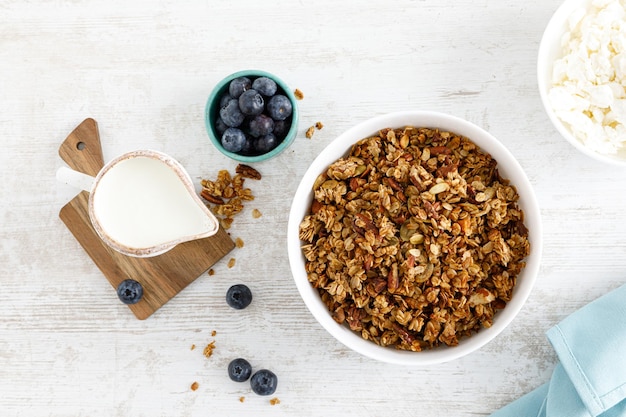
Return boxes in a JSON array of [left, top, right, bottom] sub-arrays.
[[490, 284, 626, 417]]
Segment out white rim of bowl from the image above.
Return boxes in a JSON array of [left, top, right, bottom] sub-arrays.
[[287, 110, 543, 366]]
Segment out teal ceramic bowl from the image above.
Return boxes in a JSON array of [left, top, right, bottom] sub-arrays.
[[205, 70, 299, 163]]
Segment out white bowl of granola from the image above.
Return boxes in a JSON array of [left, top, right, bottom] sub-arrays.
[[538, 0, 626, 164], [287, 111, 542, 366]]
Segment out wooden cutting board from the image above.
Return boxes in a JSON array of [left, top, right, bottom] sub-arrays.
[[58, 118, 234, 320]]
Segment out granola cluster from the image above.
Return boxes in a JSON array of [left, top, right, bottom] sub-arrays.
[[299, 127, 530, 351], [200, 164, 261, 229]]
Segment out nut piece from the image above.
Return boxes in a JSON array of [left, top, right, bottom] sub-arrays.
[[294, 88, 304, 100], [428, 182, 449, 195], [299, 126, 530, 351], [200, 189, 225, 205], [235, 164, 262, 180], [203, 341, 215, 358], [306, 126, 315, 139]]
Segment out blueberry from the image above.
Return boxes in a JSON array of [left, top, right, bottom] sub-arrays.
[[226, 284, 252, 309], [248, 114, 274, 138], [250, 369, 277, 396], [117, 279, 143, 305], [220, 99, 245, 127], [219, 92, 233, 108], [273, 119, 289, 139], [239, 134, 256, 155], [238, 89, 264, 116], [215, 117, 229, 136], [254, 133, 279, 154], [228, 358, 252, 382], [229, 77, 251, 98], [267, 95, 292, 121], [252, 77, 277, 96], [221, 128, 246, 153]]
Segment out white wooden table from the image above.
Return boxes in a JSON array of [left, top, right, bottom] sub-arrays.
[[2, 1, 626, 415]]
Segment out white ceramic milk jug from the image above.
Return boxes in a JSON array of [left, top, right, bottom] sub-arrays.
[[57, 150, 219, 257]]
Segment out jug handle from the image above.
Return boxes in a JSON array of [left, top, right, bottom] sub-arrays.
[[58, 118, 104, 177], [56, 166, 95, 192]]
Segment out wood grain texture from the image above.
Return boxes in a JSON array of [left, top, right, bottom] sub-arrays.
[[2, 0, 626, 416], [58, 118, 104, 177]]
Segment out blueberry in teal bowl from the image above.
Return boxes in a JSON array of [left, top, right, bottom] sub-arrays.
[[206, 70, 299, 162]]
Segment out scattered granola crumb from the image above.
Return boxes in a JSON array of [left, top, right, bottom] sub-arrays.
[[190, 344, 196, 350], [252, 209, 262, 219], [294, 88, 304, 100], [270, 397, 281, 406], [239, 396, 245, 403], [200, 168, 257, 228], [235, 237, 244, 248], [208, 269, 215, 276], [315, 121, 324, 130], [306, 125, 315, 139], [211, 330, 217, 337], [203, 341, 216, 358], [191, 382, 199, 391], [227, 258, 236, 268], [221, 218, 234, 229]]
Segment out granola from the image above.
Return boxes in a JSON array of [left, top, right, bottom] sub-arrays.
[[306, 122, 324, 139], [298, 127, 530, 351], [200, 164, 259, 229], [203, 341, 216, 358]]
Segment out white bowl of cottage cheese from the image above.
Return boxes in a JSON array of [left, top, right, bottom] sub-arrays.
[[538, 0, 626, 164]]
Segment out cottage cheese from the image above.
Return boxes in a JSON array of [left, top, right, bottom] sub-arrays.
[[549, 0, 626, 154]]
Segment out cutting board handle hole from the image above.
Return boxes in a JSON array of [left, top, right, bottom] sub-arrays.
[[76, 141, 86, 150]]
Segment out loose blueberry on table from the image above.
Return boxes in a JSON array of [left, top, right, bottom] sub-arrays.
[[215, 75, 293, 157], [228, 358, 252, 382], [226, 284, 253, 309], [250, 369, 278, 396], [116, 279, 143, 304]]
